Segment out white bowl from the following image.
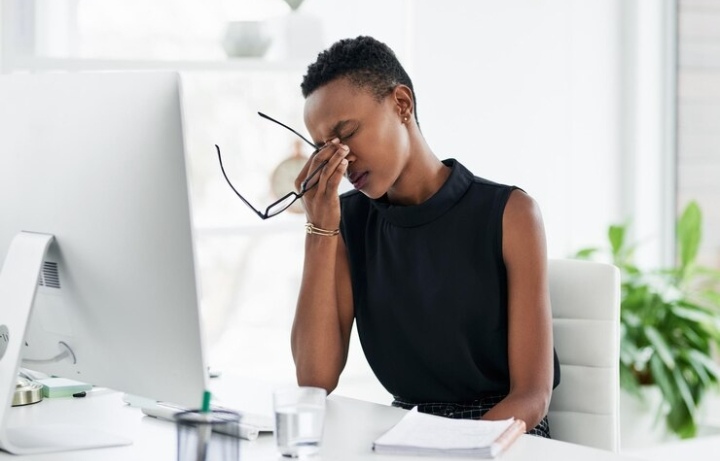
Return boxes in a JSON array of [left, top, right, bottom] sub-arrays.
[[222, 21, 272, 58]]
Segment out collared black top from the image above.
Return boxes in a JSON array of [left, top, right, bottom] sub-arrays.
[[339, 159, 560, 403]]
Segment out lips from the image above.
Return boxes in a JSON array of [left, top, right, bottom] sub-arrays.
[[347, 171, 368, 190]]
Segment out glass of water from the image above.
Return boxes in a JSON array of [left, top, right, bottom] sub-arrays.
[[273, 386, 327, 458]]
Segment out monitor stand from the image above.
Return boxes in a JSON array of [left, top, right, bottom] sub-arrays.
[[0, 232, 131, 454]]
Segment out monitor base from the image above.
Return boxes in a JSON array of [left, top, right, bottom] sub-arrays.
[[3, 425, 131, 455], [0, 232, 132, 454]]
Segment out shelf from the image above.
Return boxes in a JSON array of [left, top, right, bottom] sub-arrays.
[[194, 214, 307, 237], [4, 55, 307, 73]]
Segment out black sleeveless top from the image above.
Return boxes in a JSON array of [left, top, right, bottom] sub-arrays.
[[339, 159, 560, 403]]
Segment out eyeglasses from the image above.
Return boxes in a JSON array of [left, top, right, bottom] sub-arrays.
[[215, 112, 329, 219]]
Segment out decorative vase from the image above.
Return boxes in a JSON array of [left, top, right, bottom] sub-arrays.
[[222, 21, 272, 58]]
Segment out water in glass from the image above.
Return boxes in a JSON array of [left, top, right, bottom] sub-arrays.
[[274, 402, 325, 457]]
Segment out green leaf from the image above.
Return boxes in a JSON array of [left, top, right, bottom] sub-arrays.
[[693, 266, 720, 280], [672, 366, 697, 415], [619, 365, 642, 395], [620, 336, 640, 365], [700, 290, 720, 308], [574, 248, 598, 259], [622, 311, 642, 328], [667, 402, 696, 438], [688, 349, 720, 381], [679, 326, 708, 351], [674, 306, 720, 338], [677, 201, 702, 271], [685, 352, 712, 388], [650, 355, 676, 404], [672, 305, 717, 326], [608, 224, 626, 258], [644, 326, 675, 370]]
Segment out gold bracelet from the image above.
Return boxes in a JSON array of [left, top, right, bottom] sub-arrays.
[[305, 222, 340, 236]]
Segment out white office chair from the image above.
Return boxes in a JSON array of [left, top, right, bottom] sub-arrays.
[[547, 258, 621, 452]]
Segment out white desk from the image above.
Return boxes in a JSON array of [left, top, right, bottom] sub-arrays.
[[1, 385, 647, 461]]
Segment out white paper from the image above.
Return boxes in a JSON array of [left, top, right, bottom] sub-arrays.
[[373, 408, 516, 456]]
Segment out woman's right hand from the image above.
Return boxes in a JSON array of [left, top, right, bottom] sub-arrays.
[[295, 138, 350, 230]]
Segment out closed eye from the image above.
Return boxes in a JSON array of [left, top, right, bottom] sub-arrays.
[[339, 126, 359, 142]]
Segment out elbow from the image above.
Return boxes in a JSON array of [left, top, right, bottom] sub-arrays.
[[539, 388, 552, 415], [290, 332, 346, 395], [510, 385, 552, 419], [293, 349, 341, 394], [526, 380, 553, 415], [534, 383, 553, 417], [296, 369, 339, 395]]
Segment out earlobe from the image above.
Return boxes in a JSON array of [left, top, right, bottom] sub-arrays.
[[393, 84, 414, 123]]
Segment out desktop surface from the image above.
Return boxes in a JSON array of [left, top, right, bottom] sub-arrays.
[[0, 375, 650, 461]]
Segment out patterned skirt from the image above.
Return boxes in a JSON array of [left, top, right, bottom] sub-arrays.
[[391, 394, 551, 438]]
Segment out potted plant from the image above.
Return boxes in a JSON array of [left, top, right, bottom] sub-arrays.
[[576, 201, 720, 438]]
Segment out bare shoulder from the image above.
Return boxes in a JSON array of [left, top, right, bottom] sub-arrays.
[[504, 189, 543, 228], [502, 189, 547, 262]]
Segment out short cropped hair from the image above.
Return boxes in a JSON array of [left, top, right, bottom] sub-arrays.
[[301, 36, 418, 122]]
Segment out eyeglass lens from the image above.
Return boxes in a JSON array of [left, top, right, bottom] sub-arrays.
[[266, 194, 299, 217]]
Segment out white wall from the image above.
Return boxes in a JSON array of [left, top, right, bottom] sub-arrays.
[[302, 0, 409, 58], [301, 0, 673, 263], [411, 0, 624, 259]]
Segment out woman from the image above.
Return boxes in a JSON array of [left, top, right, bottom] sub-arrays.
[[291, 36, 559, 437]]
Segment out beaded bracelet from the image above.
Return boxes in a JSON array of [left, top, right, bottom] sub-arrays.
[[305, 222, 340, 237]]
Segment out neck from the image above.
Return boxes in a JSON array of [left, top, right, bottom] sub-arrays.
[[385, 135, 451, 206]]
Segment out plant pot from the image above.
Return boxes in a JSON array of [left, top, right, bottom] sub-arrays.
[[620, 385, 678, 451]]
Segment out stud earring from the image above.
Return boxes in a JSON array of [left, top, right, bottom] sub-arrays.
[[402, 117, 409, 123]]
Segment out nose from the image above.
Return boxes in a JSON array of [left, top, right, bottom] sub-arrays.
[[344, 149, 356, 164]]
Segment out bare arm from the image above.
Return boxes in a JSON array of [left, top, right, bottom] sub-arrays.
[[290, 139, 355, 393], [291, 234, 354, 392], [481, 190, 554, 429]]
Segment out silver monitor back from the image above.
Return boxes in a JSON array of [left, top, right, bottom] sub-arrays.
[[0, 71, 207, 409]]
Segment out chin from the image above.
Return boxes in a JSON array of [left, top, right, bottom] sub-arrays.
[[360, 188, 384, 200]]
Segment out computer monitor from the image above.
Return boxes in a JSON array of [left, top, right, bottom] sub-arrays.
[[0, 72, 207, 454]]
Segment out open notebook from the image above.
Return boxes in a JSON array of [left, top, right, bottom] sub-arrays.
[[373, 407, 526, 458]]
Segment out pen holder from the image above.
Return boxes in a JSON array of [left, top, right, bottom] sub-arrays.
[[175, 409, 241, 461]]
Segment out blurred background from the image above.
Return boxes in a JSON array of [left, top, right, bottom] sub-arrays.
[[2, 0, 719, 456]]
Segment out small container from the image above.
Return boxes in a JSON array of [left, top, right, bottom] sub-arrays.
[[175, 409, 241, 461], [273, 387, 326, 458], [222, 21, 272, 58]]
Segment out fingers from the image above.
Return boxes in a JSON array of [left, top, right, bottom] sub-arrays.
[[294, 140, 332, 192], [327, 159, 349, 191], [295, 138, 349, 195], [295, 158, 313, 192], [317, 140, 349, 193]]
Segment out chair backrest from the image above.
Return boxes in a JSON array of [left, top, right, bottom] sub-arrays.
[[547, 259, 620, 452]]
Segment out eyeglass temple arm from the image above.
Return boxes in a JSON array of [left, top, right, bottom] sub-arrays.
[[257, 112, 319, 150], [214, 144, 266, 219]]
